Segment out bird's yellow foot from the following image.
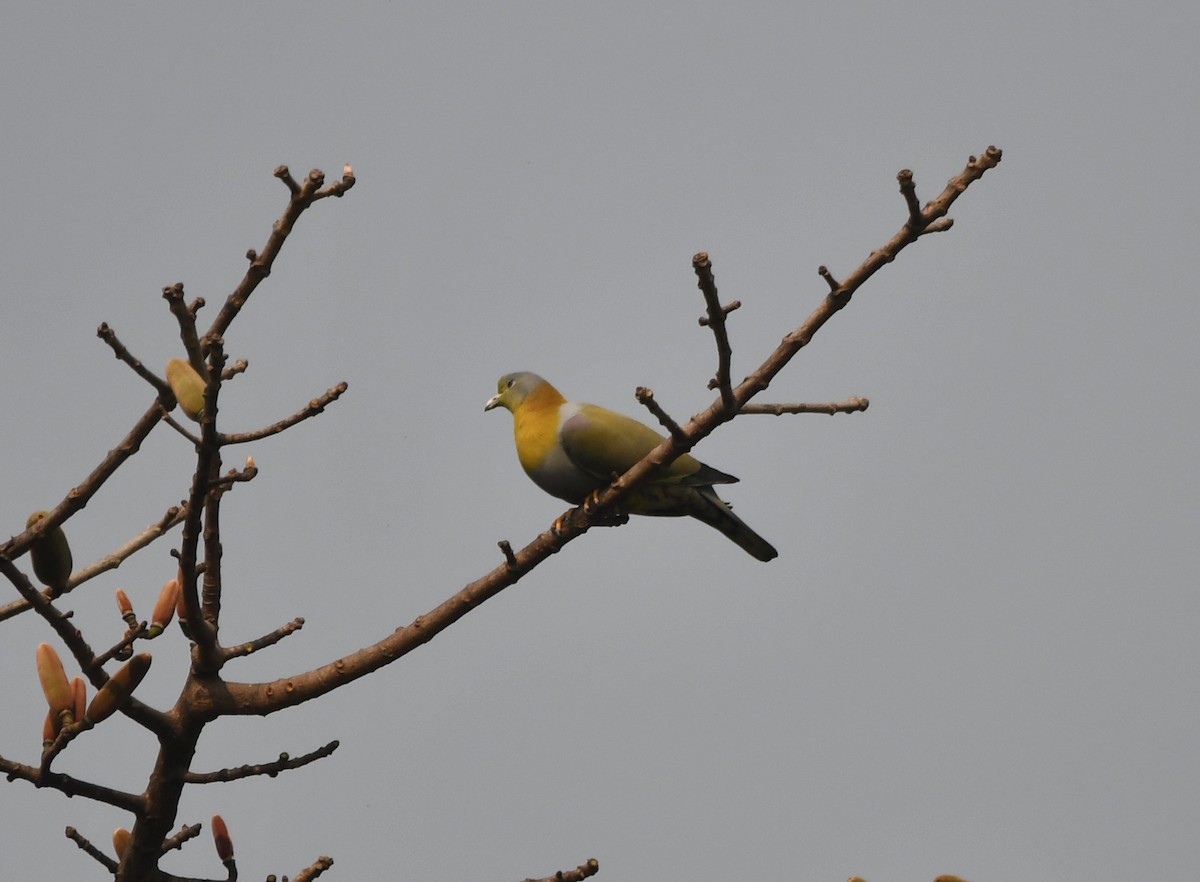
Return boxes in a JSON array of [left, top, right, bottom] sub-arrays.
[[582, 488, 607, 515]]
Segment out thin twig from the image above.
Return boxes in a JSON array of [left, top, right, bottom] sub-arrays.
[[0, 402, 166, 564], [160, 823, 203, 853], [740, 397, 869, 415], [0, 503, 187, 622], [218, 382, 349, 445], [818, 265, 840, 293], [692, 252, 737, 410], [207, 461, 258, 492], [0, 758, 146, 812], [184, 740, 340, 783], [222, 358, 249, 380], [635, 387, 686, 442], [206, 166, 356, 341], [95, 622, 148, 667], [220, 617, 305, 660], [898, 168, 923, 229], [162, 283, 205, 369], [97, 323, 174, 398], [65, 826, 118, 873]]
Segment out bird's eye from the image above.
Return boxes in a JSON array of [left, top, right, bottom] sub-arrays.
[[506, 379, 514, 388]]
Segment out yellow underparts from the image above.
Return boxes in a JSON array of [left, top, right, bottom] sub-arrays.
[[513, 382, 567, 474]]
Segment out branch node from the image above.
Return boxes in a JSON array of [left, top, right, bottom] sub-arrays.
[[817, 265, 841, 293], [498, 540, 518, 570], [697, 300, 741, 326], [897, 168, 923, 230]]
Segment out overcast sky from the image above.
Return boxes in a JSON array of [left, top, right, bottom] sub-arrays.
[[1, 3, 1197, 880]]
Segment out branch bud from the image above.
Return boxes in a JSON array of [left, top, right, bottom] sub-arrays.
[[71, 676, 87, 724], [166, 358, 207, 421], [115, 588, 137, 626], [211, 813, 235, 862], [147, 578, 180, 638], [112, 828, 131, 859], [26, 511, 73, 594], [36, 643, 73, 719], [85, 653, 152, 725]]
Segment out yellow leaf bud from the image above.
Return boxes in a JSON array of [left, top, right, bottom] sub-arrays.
[[165, 358, 207, 421]]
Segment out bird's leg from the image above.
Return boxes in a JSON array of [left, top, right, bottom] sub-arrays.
[[581, 488, 629, 527], [551, 511, 575, 537], [581, 487, 607, 516]]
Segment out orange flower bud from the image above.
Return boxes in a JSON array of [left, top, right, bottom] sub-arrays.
[[71, 676, 87, 723], [36, 643, 72, 717], [147, 579, 180, 638], [211, 814, 234, 861], [112, 828, 131, 859], [114, 588, 138, 627], [85, 654, 152, 725]]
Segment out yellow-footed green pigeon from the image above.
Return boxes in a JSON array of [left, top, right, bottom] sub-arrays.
[[485, 372, 777, 561]]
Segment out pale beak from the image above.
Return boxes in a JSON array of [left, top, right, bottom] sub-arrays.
[[484, 394, 502, 412]]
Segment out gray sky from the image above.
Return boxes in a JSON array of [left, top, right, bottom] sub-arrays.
[[2, 2, 1197, 880]]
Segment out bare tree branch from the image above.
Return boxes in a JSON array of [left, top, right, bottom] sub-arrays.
[[193, 148, 1003, 721], [206, 166, 355, 343], [523, 858, 601, 882], [635, 386, 686, 442], [218, 382, 349, 445], [65, 826, 119, 873], [185, 740, 340, 784], [0, 401, 166, 566], [3, 149, 999, 880], [740, 397, 869, 415], [98, 322, 174, 399], [0, 503, 186, 622], [0, 758, 146, 813], [692, 252, 737, 409], [162, 282, 206, 370], [220, 617, 305, 660]]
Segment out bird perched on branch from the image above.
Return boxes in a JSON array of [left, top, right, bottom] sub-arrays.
[[485, 372, 777, 561]]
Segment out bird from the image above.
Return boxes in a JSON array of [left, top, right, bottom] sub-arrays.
[[485, 372, 777, 561]]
